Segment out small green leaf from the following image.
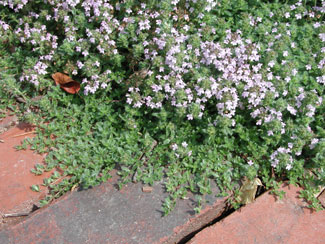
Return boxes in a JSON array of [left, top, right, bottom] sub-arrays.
[[31, 184, 40, 192], [52, 171, 61, 179]]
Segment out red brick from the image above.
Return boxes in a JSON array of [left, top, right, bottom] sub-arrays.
[[0, 123, 52, 221], [189, 184, 325, 244]]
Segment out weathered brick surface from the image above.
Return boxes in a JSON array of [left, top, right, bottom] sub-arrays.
[[189, 184, 325, 244], [0, 123, 52, 228], [0, 113, 18, 134], [0, 170, 226, 243]]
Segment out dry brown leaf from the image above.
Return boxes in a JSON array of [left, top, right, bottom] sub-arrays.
[[51, 72, 80, 94], [52, 72, 74, 85], [238, 177, 263, 205], [71, 184, 78, 192]]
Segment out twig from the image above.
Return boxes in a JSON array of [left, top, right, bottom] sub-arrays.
[[3, 212, 29, 217], [132, 140, 158, 182], [139, 140, 158, 161], [14, 96, 26, 104], [51, 175, 69, 185], [12, 131, 36, 138]]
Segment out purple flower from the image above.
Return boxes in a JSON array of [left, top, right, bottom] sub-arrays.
[[287, 104, 297, 115], [314, 22, 321, 28], [171, 144, 178, 151], [187, 114, 193, 120], [286, 164, 292, 170], [310, 138, 319, 149], [295, 13, 302, 19], [76, 61, 84, 69]]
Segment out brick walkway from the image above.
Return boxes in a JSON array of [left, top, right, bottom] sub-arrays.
[[189, 184, 325, 244]]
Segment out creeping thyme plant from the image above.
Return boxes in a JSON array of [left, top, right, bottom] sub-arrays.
[[0, 0, 324, 214]]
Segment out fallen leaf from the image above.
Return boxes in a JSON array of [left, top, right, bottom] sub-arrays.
[[71, 184, 78, 192], [51, 72, 80, 94], [52, 72, 73, 84], [238, 177, 262, 205]]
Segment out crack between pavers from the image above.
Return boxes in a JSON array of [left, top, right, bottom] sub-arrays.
[[177, 186, 267, 244], [176, 203, 235, 244]]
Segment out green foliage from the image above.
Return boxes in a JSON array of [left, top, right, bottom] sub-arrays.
[[0, 0, 324, 214]]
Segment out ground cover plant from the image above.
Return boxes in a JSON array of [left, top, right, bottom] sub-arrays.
[[0, 0, 324, 214]]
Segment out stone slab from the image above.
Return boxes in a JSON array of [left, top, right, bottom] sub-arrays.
[[0, 170, 227, 244]]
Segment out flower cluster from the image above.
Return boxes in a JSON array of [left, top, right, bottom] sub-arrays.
[[0, 0, 324, 175], [171, 141, 192, 159], [270, 146, 294, 170]]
